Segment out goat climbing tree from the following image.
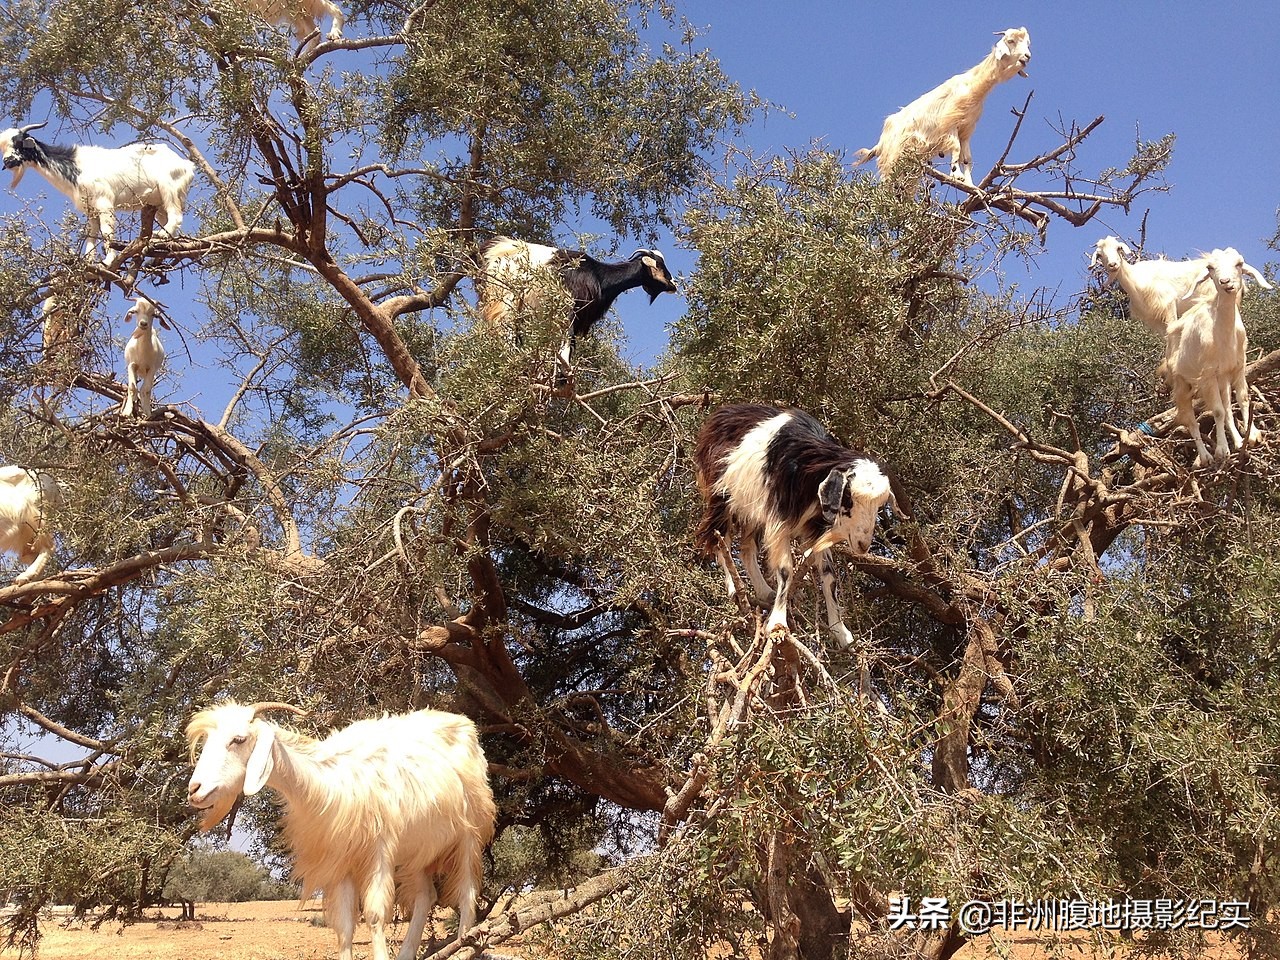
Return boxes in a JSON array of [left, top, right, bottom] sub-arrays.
[[1, 3, 1279, 960]]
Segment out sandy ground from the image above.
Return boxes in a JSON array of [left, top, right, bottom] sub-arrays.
[[17, 900, 357, 960], [11, 899, 1249, 960]]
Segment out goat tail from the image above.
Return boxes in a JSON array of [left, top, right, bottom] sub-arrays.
[[852, 146, 878, 168], [693, 495, 733, 559]]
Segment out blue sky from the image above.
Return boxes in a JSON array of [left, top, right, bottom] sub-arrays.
[[620, 0, 1280, 367]]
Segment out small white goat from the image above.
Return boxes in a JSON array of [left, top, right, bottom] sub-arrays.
[[853, 28, 1031, 187], [1161, 248, 1272, 465], [241, 0, 345, 42], [693, 404, 895, 650], [187, 701, 496, 960], [121, 297, 166, 418], [0, 121, 194, 263], [0, 465, 60, 584], [1089, 236, 1213, 335]]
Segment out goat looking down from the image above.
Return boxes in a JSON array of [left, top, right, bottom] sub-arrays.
[[1161, 247, 1272, 465], [0, 121, 194, 263], [853, 27, 1031, 187], [477, 236, 677, 373], [187, 701, 496, 960], [0, 465, 60, 584], [1089, 236, 1213, 335], [693, 404, 895, 650], [122, 297, 166, 418]]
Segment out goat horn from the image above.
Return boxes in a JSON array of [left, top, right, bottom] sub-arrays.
[[248, 701, 307, 719], [18, 120, 48, 136]]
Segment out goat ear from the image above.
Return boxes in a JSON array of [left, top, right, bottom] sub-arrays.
[[243, 724, 275, 795], [1117, 241, 1132, 259], [1242, 262, 1274, 291], [1182, 267, 1211, 301], [818, 469, 848, 524], [1088, 248, 1099, 269]]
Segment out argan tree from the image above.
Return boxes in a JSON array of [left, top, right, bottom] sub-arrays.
[[1, 3, 1277, 960]]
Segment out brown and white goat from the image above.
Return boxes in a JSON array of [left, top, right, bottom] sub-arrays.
[[187, 701, 496, 960], [853, 28, 1031, 187], [693, 404, 894, 649]]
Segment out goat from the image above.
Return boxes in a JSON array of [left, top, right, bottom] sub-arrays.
[[1161, 248, 1272, 465], [0, 465, 60, 584], [121, 297, 166, 418], [693, 404, 894, 650], [240, 0, 345, 42], [0, 121, 194, 263], [187, 701, 496, 960], [853, 28, 1031, 187], [477, 236, 677, 374], [1089, 236, 1213, 335]]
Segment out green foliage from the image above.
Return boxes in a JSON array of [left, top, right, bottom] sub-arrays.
[[162, 848, 296, 904]]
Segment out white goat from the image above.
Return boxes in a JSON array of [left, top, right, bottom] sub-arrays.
[[0, 121, 194, 263], [187, 701, 496, 960], [0, 465, 60, 584], [1161, 248, 1272, 465], [1089, 236, 1213, 335], [853, 28, 1031, 187], [121, 297, 166, 418], [241, 0, 345, 42]]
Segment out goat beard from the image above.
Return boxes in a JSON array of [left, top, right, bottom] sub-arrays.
[[7, 164, 24, 190], [195, 792, 240, 835]]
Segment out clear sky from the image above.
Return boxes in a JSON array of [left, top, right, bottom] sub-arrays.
[[620, 0, 1280, 367]]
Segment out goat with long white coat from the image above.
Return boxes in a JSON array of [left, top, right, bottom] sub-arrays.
[[122, 297, 166, 418], [1089, 236, 1213, 335], [187, 701, 496, 960], [1161, 248, 1272, 465], [0, 465, 60, 584], [240, 0, 345, 42], [693, 404, 894, 649], [478, 236, 677, 373], [0, 121, 194, 262], [853, 28, 1031, 187]]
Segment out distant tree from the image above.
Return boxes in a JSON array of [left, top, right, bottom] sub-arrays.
[[162, 849, 295, 917]]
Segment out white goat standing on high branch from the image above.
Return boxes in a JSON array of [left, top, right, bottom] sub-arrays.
[[187, 700, 496, 960], [854, 28, 1031, 187], [121, 297, 166, 418], [1161, 248, 1272, 465], [0, 120, 194, 264]]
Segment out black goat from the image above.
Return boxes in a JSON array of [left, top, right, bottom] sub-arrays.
[[477, 236, 676, 371]]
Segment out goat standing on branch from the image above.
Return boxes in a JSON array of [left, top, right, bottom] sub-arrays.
[[478, 236, 677, 376], [0, 121, 194, 264], [1161, 248, 1272, 465], [1090, 236, 1212, 336], [240, 0, 345, 43], [121, 297, 166, 418], [693, 404, 895, 650], [854, 28, 1031, 187], [187, 701, 496, 960], [0, 466, 60, 584]]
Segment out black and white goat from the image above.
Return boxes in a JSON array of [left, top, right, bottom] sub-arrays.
[[477, 236, 677, 373], [0, 121, 194, 263], [693, 404, 894, 649]]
